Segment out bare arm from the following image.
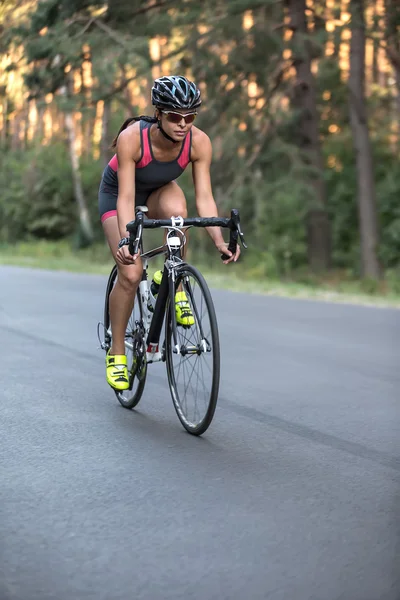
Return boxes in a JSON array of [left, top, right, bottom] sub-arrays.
[[113, 126, 141, 264], [192, 131, 240, 263], [116, 127, 139, 240]]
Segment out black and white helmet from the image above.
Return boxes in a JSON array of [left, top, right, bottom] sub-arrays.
[[152, 75, 201, 111]]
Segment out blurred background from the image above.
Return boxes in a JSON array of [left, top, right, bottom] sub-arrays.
[[0, 0, 399, 298]]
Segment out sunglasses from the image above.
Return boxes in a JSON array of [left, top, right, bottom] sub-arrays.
[[161, 111, 197, 124]]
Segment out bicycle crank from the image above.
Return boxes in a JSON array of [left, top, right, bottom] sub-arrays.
[[130, 330, 146, 382]]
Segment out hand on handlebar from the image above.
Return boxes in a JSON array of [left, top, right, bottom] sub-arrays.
[[116, 244, 139, 266], [216, 242, 241, 264]]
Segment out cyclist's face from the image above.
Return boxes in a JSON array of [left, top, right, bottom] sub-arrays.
[[157, 109, 196, 141]]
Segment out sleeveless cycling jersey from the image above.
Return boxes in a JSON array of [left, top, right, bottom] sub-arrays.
[[98, 119, 192, 222]]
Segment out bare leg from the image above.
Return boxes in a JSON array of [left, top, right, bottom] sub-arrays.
[[102, 216, 142, 355], [102, 181, 188, 356], [146, 181, 189, 259]]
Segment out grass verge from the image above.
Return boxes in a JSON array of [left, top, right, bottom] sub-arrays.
[[1, 240, 399, 309]]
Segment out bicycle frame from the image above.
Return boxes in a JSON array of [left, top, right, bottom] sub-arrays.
[[137, 226, 188, 363], [127, 207, 247, 364]]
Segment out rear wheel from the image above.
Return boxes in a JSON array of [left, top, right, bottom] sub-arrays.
[[104, 266, 147, 409], [165, 264, 220, 435]]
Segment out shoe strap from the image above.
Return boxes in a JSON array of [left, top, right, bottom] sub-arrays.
[[175, 291, 188, 302], [107, 353, 127, 366]]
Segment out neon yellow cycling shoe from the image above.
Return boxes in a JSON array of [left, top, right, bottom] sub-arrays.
[[106, 352, 129, 390], [175, 291, 195, 327]]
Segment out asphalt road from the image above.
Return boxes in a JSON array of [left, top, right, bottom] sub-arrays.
[[1, 265, 399, 600]]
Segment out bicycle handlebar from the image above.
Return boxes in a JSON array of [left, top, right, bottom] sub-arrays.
[[126, 209, 247, 259]]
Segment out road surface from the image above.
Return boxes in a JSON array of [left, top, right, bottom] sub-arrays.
[[1, 266, 399, 600]]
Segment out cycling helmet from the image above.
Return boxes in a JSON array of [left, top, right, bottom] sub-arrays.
[[152, 75, 201, 111]]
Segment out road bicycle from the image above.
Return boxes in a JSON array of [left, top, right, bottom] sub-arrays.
[[98, 207, 246, 435]]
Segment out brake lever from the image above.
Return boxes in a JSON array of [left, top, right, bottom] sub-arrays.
[[237, 223, 248, 249], [128, 211, 144, 256], [220, 209, 247, 260], [132, 223, 143, 256]]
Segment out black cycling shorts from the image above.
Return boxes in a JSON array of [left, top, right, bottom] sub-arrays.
[[98, 187, 152, 223]]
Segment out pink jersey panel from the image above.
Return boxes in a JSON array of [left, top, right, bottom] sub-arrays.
[[136, 127, 152, 168], [109, 154, 118, 171], [178, 134, 191, 169]]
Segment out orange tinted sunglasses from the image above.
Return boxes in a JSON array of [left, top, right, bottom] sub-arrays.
[[161, 111, 197, 124]]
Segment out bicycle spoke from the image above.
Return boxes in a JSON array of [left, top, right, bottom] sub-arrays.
[[183, 354, 200, 402], [200, 355, 213, 376], [166, 265, 220, 435]]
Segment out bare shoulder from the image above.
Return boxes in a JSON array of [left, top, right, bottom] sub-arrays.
[[191, 126, 212, 161], [116, 121, 141, 161]]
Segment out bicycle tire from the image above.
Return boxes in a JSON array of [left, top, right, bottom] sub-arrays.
[[104, 266, 147, 409], [165, 264, 220, 435]]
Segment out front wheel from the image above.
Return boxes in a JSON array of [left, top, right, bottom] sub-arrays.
[[165, 264, 220, 435], [104, 266, 147, 409]]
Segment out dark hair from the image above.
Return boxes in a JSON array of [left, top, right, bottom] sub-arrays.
[[110, 115, 157, 149]]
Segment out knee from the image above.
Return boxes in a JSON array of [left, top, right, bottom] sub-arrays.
[[173, 199, 187, 218], [118, 265, 142, 292], [162, 182, 187, 218], [168, 190, 187, 218]]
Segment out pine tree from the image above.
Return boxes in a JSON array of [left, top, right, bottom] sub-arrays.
[[349, 0, 382, 279], [285, 0, 331, 272]]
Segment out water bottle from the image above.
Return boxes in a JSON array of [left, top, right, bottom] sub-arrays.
[[147, 270, 163, 313]]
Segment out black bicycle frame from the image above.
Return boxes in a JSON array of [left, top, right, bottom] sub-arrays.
[[127, 208, 248, 350], [146, 264, 170, 348]]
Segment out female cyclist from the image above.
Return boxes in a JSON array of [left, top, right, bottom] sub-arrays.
[[98, 75, 240, 391]]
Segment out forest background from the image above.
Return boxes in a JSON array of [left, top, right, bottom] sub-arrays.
[[1, 0, 399, 301]]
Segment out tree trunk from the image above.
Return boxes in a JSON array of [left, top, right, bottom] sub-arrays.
[[37, 103, 45, 141], [395, 69, 400, 120], [0, 96, 7, 149], [81, 62, 92, 157], [11, 113, 20, 151], [348, 0, 381, 280], [389, 60, 400, 125], [61, 68, 94, 245], [286, 0, 331, 272], [383, 0, 400, 119], [82, 115, 91, 157], [369, 2, 380, 86], [21, 104, 29, 150], [65, 112, 94, 244], [332, 0, 342, 59], [101, 98, 112, 167]]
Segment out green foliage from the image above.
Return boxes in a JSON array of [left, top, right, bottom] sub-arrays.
[[1, 0, 399, 286], [324, 126, 400, 273], [0, 137, 108, 245], [0, 143, 76, 242], [376, 161, 400, 269], [80, 155, 106, 243]]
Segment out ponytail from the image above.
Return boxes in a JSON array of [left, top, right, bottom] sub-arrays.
[[110, 115, 158, 149]]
